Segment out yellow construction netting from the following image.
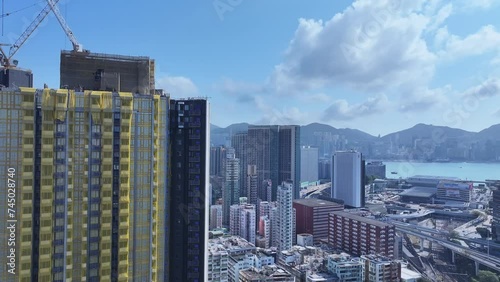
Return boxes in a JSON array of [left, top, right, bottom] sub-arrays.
[[55, 89, 69, 121], [101, 92, 113, 110], [41, 88, 55, 109]]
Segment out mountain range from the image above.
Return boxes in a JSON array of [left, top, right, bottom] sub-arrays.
[[210, 122, 500, 146]]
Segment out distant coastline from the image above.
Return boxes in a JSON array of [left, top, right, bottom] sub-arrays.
[[370, 159, 500, 164]]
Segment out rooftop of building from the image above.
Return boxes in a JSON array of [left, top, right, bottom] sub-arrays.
[[61, 50, 151, 61], [297, 233, 313, 237], [400, 267, 422, 279], [208, 236, 256, 253], [239, 265, 293, 279], [328, 255, 362, 266], [293, 198, 344, 208], [399, 186, 437, 198], [307, 272, 339, 281], [366, 161, 385, 166], [330, 211, 393, 228], [360, 254, 398, 264]]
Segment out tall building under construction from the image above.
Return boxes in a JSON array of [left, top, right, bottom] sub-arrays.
[[0, 85, 210, 281], [60, 51, 155, 94]]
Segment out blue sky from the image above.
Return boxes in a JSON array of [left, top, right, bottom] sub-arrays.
[[2, 0, 500, 135]]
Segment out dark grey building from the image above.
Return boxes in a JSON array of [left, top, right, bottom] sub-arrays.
[[231, 132, 248, 196], [492, 186, 500, 243], [279, 126, 301, 199], [247, 126, 280, 200], [318, 158, 331, 180], [60, 51, 155, 94], [169, 99, 210, 282], [246, 125, 301, 201], [0, 68, 33, 88], [365, 161, 386, 179], [210, 146, 226, 177]]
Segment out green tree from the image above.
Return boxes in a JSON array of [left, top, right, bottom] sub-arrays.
[[471, 270, 500, 282], [450, 231, 460, 239], [476, 227, 491, 239]]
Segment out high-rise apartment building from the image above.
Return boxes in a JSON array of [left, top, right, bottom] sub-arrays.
[[270, 205, 280, 248], [210, 205, 223, 230], [169, 98, 210, 282], [300, 146, 319, 183], [223, 149, 240, 226], [208, 244, 229, 282], [293, 198, 344, 243], [258, 216, 271, 248], [328, 211, 395, 258], [229, 204, 256, 245], [230, 205, 242, 236], [277, 181, 294, 251], [259, 179, 273, 202], [240, 205, 256, 245], [0, 88, 169, 281], [247, 165, 258, 204], [331, 151, 365, 208]]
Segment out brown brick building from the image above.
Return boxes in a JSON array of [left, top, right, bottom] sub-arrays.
[[328, 211, 395, 258], [293, 199, 344, 243]]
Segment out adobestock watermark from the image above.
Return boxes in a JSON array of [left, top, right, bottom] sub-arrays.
[[341, 0, 402, 64], [213, 0, 244, 21], [442, 87, 493, 129]]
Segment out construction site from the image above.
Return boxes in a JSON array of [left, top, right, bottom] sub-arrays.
[[0, 0, 155, 93]]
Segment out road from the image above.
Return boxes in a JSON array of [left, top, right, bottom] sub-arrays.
[[395, 225, 500, 273]]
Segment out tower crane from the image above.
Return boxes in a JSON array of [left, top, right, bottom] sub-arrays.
[[0, 0, 85, 68]]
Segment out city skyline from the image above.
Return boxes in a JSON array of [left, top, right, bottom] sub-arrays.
[[4, 0, 500, 136]]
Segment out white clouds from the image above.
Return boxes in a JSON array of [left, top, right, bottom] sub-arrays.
[[322, 94, 390, 121], [438, 25, 500, 60], [156, 74, 198, 98], [269, 0, 436, 94], [253, 96, 309, 125], [399, 86, 450, 112], [218, 0, 500, 125], [461, 0, 497, 9], [462, 77, 500, 98], [426, 3, 453, 32]]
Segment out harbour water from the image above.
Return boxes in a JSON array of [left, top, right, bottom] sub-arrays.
[[382, 161, 500, 181]]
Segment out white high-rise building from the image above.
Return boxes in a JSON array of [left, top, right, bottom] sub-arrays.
[[331, 150, 365, 208], [259, 201, 271, 219], [230, 204, 256, 245], [224, 148, 241, 226], [300, 146, 319, 183], [258, 215, 271, 248], [270, 205, 280, 248], [240, 205, 256, 245], [230, 205, 242, 236], [210, 205, 223, 230], [277, 180, 294, 251], [208, 243, 229, 282]]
